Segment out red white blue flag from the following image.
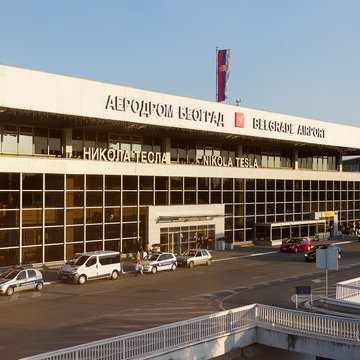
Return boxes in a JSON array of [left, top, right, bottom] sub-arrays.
[[216, 49, 230, 102]]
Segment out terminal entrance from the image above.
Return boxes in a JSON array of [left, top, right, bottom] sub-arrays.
[[159, 224, 215, 254]]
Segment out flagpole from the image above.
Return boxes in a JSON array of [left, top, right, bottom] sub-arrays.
[[216, 47, 218, 102]]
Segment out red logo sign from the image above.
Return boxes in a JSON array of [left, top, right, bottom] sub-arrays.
[[235, 112, 244, 128]]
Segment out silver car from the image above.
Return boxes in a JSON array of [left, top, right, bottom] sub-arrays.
[[0, 268, 43, 296], [177, 249, 212, 268]]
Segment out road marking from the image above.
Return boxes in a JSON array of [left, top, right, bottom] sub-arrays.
[[312, 278, 324, 283], [212, 250, 279, 263]]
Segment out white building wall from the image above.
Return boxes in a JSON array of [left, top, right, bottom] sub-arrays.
[[2, 155, 360, 182], [0, 64, 360, 150]]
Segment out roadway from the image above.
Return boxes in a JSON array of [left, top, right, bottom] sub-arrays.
[[1, 240, 360, 359]]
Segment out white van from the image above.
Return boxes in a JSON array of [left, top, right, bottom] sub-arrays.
[[58, 251, 121, 285]]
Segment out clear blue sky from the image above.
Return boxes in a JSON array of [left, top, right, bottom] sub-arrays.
[[1, 0, 360, 126]]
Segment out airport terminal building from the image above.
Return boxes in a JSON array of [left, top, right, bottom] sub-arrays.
[[0, 64, 359, 266]]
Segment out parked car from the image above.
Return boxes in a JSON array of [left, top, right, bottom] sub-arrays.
[[280, 237, 311, 253], [58, 251, 121, 285], [142, 252, 177, 274], [177, 249, 212, 268], [305, 244, 343, 262], [0, 267, 43, 296]]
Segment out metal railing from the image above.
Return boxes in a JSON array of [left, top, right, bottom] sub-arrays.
[[257, 304, 360, 342], [22, 304, 360, 360], [336, 277, 360, 302]]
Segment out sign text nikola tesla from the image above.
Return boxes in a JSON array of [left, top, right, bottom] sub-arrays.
[[82, 148, 257, 168]]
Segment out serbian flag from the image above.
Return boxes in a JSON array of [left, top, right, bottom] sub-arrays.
[[216, 49, 230, 102]]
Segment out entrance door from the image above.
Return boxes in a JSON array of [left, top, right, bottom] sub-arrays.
[[160, 224, 215, 253]]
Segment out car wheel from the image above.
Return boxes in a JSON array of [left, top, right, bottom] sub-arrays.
[[78, 275, 87, 285], [111, 270, 119, 280], [6, 287, 14, 296], [151, 266, 157, 274], [189, 261, 195, 268], [207, 259, 212, 266], [35, 282, 43, 291], [171, 263, 176, 271]]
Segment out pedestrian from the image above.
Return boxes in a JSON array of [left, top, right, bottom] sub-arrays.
[[135, 255, 143, 276]]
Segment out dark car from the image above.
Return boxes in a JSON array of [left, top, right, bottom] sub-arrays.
[[280, 237, 311, 253], [304, 244, 343, 262]]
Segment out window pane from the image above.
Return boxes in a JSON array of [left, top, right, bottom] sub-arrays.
[[185, 178, 196, 190], [123, 192, 138, 206], [45, 227, 64, 244], [66, 192, 84, 207], [86, 208, 102, 224], [23, 174, 43, 190], [140, 177, 153, 190], [34, 128, 48, 155], [86, 192, 103, 207], [122, 207, 137, 222], [45, 174, 64, 190], [22, 246, 42, 264], [23, 192, 43, 208], [66, 226, 84, 242], [18, 132, 33, 154], [0, 192, 20, 209], [0, 248, 20, 266], [105, 224, 120, 239], [105, 192, 121, 206], [155, 177, 168, 191], [22, 210, 42, 227], [46, 192, 64, 208], [0, 210, 19, 227], [45, 209, 64, 225], [86, 225, 103, 240], [105, 208, 121, 223], [122, 223, 137, 237], [66, 175, 84, 190], [2, 132, 17, 153], [23, 228, 42, 245], [87, 175, 103, 190], [0, 173, 19, 190], [66, 209, 84, 225], [45, 244, 64, 261], [0, 229, 20, 247], [66, 243, 84, 258], [49, 129, 62, 155], [140, 192, 153, 205], [105, 175, 121, 190], [123, 176, 138, 190]]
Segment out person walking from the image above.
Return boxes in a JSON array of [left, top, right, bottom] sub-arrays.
[[135, 254, 143, 276]]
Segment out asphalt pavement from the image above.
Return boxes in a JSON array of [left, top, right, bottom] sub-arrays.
[[39, 235, 358, 283]]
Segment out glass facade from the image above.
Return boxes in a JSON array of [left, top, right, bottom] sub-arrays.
[[0, 125, 339, 171], [0, 171, 360, 266]]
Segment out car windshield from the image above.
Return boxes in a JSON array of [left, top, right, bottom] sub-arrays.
[[182, 250, 197, 257], [0, 271, 11, 278], [287, 239, 300, 244], [66, 255, 89, 266], [3, 270, 20, 279], [144, 254, 160, 261]]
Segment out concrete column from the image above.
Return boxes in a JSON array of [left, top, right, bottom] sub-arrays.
[[237, 144, 243, 157], [294, 149, 299, 170], [163, 137, 171, 153], [338, 155, 343, 172]]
